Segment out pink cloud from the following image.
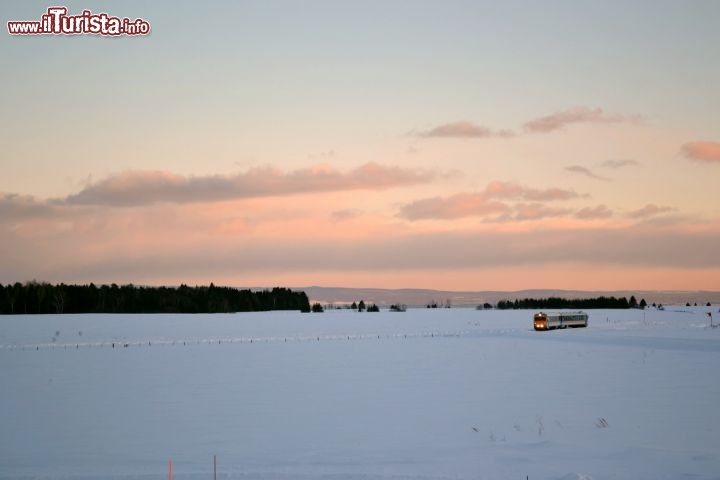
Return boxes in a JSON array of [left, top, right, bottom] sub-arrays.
[[418, 121, 514, 138], [4, 217, 719, 288], [1, 181, 718, 290], [61, 163, 437, 206], [331, 209, 363, 221], [601, 159, 640, 169], [483, 181, 581, 201], [680, 141, 720, 163], [565, 165, 611, 181], [397, 193, 511, 221], [0, 193, 58, 220], [524, 106, 638, 133], [575, 205, 613, 219], [512, 203, 573, 221], [418, 106, 638, 140], [397, 181, 583, 221], [628, 204, 673, 219]]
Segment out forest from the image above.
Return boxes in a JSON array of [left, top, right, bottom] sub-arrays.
[[494, 295, 646, 310], [0, 282, 311, 314]]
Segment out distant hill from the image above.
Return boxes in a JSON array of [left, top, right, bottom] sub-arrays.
[[293, 287, 720, 308]]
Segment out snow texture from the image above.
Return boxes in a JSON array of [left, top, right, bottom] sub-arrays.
[[1, 307, 719, 480]]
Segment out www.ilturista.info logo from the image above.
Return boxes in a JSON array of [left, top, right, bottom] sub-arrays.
[[8, 7, 150, 36]]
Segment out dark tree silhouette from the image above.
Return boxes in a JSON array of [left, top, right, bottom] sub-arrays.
[[496, 296, 634, 310], [0, 282, 310, 314], [366, 303, 380, 312]]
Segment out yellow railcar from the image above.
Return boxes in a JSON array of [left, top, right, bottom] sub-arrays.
[[533, 311, 588, 331]]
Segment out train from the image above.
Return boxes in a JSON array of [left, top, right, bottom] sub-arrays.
[[533, 311, 588, 331]]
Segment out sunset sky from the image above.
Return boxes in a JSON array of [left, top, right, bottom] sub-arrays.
[[2, 1, 719, 291]]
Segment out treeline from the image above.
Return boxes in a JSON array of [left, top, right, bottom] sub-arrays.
[[0, 282, 311, 314], [495, 295, 646, 310]]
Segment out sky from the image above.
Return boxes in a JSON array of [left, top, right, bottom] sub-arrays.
[[1, 0, 719, 291]]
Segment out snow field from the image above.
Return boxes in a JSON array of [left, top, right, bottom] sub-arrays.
[[1, 307, 719, 480]]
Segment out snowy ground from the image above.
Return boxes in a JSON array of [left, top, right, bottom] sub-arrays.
[[1, 307, 719, 480]]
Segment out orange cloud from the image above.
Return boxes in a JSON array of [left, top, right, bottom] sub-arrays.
[[680, 141, 720, 163], [61, 163, 437, 206], [417, 121, 514, 138], [524, 106, 638, 133]]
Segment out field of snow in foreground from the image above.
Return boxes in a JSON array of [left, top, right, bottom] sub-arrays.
[[1, 307, 719, 480]]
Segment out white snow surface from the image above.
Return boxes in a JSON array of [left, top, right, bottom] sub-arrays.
[[1, 307, 719, 480]]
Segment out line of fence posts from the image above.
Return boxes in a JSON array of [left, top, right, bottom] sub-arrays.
[[168, 455, 217, 479]]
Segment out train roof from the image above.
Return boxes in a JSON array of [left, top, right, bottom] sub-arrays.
[[535, 311, 588, 315]]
